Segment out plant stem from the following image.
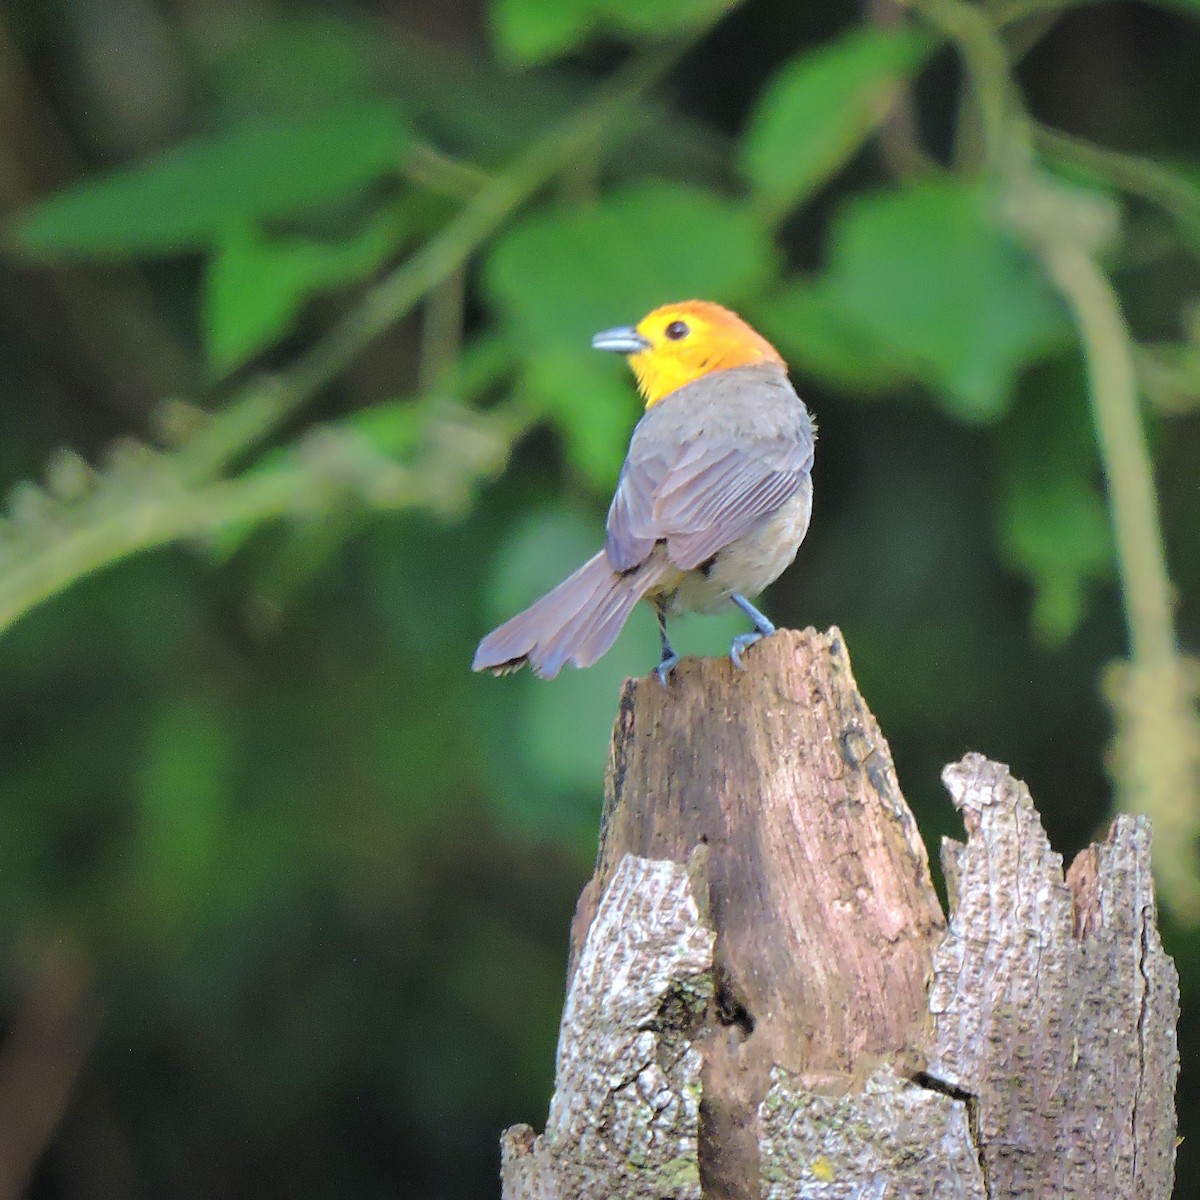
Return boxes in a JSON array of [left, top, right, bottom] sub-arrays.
[[1040, 243, 1177, 668], [418, 267, 466, 393], [914, 0, 1179, 670], [907, 0, 1200, 913], [904, 0, 1015, 170], [1033, 123, 1200, 240], [0, 397, 533, 636], [0, 470, 309, 636], [174, 42, 688, 483], [991, 0, 1101, 25], [403, 143, 491, 200]]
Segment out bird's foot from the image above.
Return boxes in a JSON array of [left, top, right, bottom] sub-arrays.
[[729, 631, 769, 670], [729, 593, 776, 668], [731, 593, 776, 636], [655, 652, 680, 687]]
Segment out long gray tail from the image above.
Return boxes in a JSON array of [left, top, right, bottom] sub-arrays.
[[472, 551, 666, 679]]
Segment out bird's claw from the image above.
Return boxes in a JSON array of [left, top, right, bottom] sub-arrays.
[[729, 631, 768, 670], [655, 653, 680, 687]]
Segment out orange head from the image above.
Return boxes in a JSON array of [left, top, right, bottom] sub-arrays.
[[592, 300, 785, 408]]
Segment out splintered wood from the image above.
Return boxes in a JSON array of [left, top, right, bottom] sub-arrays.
[[929, 755, 1178, 1198], [502, 855, 712, 1200], [500, 628, 1179, 1199]]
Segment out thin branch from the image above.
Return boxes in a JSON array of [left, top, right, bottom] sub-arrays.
[[1038, 243, 1177, 668], [911, 0, 1179, 670], [418, 266, 466, 393], [0, 400, 530, 637], [0, 467, 315, 637], [173, 40, 692, 483], [912, 0, 1200, 916], [403, 142, 491, 200], [1033, 122, 1200, 241]]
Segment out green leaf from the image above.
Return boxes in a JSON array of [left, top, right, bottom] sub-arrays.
[[492, 0, 591, 64], [819, 179, 1070, 421], [486, 181, 774, 351], [486, 181, 773, 487], [749, 282, 906, 393], [994, 376, 1112, 644], [207, 12, 379, 119], [521, 349, 640, 488], [743, 28, 933, 218], [492, 0, 732, 65], [11, 102, 411, 259], [1007, 485, 1109, 644], [203, 212, 403, 374]]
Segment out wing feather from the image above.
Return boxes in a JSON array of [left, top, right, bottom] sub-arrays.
[[604, 459, 660, 571], [662, 460, 805, 570], [604, 365, 814, 575]]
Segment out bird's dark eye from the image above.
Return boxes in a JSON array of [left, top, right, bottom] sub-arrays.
[[664, 320, 690, 341]]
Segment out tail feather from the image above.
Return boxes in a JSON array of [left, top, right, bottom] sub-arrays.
[[473, 551, 664, 679]]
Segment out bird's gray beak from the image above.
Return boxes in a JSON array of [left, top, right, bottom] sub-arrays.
[[592, 325, 651, 354]]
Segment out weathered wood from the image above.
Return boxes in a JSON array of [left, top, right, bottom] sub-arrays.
[[928, 753, 1179, 1199], [500, 628, 1179, 1200], [574, 628, 947, 1195], [503, 854, 713, 1199]]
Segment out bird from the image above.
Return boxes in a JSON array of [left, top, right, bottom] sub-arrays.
[[472, 300, 815, 684]]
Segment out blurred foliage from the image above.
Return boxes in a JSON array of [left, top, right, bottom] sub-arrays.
[[741, 27, 933, 216], [0, 0, 1198, 1197]]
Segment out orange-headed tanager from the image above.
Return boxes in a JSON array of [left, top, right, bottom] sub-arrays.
[[473, 300, 815, 683]]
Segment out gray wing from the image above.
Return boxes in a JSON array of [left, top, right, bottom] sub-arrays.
[[604, 366, 814, 574]]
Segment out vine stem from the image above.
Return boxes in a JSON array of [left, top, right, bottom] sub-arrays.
[[911, 0, 1179, 670], [174, 40, 690, 483], [0, 470, 316, 636], [902, 0, 1015, 169], [1032, 123, 1200, 241], [0, 397, 532, 636], [1039, 242, 1177, 668], [911, 0, 1200, 915]]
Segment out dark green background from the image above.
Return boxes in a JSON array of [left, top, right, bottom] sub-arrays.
[[0, 0, 1198, 1195]]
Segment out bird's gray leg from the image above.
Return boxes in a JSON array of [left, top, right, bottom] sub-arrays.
[[729, 593, 776, 669], [653, 598, 679, 686]]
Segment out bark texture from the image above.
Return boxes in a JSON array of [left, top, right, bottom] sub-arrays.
[[502, 854, 713, 1200], [928, 753, 1179, 1199], [757, 1065, 984, 1198], [500, 628, 1179, 1200]]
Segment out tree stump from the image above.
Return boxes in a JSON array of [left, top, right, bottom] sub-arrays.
[[500, 628, 1179, 1199]]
